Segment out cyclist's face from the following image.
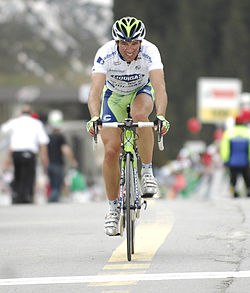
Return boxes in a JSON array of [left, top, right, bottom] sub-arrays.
[[118, 40, 141, 62]]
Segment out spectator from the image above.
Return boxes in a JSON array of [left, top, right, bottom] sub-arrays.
[[47, 110, 78, 202], [220, 113, 250, 198], [1, 104, 49, 203]]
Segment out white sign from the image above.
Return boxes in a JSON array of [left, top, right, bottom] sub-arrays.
[[197, 77, 242, 123], [240, 92, 250, 109]]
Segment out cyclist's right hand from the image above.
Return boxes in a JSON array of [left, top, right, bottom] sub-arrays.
[[86, 116, 101, 137]]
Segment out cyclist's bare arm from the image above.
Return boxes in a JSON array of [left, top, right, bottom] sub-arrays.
[[149, 69, 169, 135], [88, 72, 106, 118], [87, 72, 106, 136]]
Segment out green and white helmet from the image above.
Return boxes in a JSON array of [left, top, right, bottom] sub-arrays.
[[112, 16, 146, 42]]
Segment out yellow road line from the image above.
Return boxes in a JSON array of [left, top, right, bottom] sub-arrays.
[[109, 211, 174, 262]]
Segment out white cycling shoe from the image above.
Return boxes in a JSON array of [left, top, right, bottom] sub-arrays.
[[104, 210, 120, 236], [141, 173, 158, 198]]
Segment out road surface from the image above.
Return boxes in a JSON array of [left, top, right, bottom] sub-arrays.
[[0, 192, 250, 293]]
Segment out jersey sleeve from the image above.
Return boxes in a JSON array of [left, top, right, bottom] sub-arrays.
[[92, 46, 108, 74], [147, 44, 164, 72]]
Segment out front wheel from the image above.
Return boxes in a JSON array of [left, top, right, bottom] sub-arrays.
[[125, 153, 135, 261]]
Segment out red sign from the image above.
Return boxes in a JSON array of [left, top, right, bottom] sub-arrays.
[[212, 89, 236, 98]]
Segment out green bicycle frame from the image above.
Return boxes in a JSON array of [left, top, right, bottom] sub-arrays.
[[119, 127, 140, 210]]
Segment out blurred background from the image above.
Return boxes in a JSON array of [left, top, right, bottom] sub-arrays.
[[0, 0, 249, 204]]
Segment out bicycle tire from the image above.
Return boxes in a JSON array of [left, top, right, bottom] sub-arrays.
[[125, 152, 135, 261]]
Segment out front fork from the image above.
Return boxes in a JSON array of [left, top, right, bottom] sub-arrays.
[[118, 148, 146, 216]]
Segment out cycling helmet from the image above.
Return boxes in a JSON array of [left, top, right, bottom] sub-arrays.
[[112, 16, 146, 41]]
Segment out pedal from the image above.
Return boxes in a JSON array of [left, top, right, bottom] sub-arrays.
[[106, 232, 120, 236], [143, 200, 147, 210]]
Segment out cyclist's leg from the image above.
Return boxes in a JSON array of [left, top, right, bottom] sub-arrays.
[[131, 84, 158, 196], [101, 128, 121, 201], [100, 88, 132, 235], [101, 129, 122, 235], [100, 86, 130, 201], [131, 93, 154, 164]]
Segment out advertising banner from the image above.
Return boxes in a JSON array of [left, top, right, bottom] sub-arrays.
[[197, 78, 242, 123]]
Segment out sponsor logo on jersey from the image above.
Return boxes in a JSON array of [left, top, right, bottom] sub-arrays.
[[103, 51, 116, 61], [97, 57, 104, 64], [103, 114, 112, 121], [108, 69, 126, 73], [141, 53, 152, 63], [111, 74, 144, 82], [141, 89, 151, 95]]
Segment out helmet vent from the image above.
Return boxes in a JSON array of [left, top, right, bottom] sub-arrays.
[[130, 18, 135, 25], [130, 26, 136, 38], [121, 26, 128, 37]]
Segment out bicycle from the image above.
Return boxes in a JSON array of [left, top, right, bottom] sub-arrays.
[[93, 105, 164, 261]]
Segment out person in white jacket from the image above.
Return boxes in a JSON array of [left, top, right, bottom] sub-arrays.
[[1, 104, 49, 203]]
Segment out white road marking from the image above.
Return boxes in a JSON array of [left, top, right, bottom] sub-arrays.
[[1, 271, 250, 286]]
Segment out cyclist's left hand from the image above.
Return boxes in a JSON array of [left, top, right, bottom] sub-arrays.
[[155, 115, 170, 136]]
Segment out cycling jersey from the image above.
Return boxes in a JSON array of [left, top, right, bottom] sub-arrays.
[[92, 39, 163, 95]]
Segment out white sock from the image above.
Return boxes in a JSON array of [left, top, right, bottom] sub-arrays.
[[141, 163, 153, 176], [109, 199, 119, 211]]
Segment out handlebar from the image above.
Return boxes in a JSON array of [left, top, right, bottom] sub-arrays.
[[93, 120, 164, 151], [102, 121, 154, 128]]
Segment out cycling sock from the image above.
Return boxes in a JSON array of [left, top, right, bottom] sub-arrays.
[[109, 199, 119, 211], [141, 163, 153, 176]]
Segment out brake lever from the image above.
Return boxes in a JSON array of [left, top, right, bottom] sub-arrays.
[[93, 119, 102, 151], [157, 120, 164, 151], [94, 121, 98, 144]]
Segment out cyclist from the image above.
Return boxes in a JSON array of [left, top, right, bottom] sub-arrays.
[[86, 16, 170, 236]]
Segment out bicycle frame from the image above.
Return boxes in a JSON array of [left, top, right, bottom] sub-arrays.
[[119, 119, 141, 218]]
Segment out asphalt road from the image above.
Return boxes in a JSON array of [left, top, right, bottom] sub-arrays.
[[0, 193, 250, 293]]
